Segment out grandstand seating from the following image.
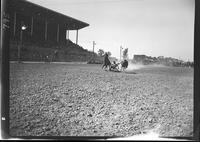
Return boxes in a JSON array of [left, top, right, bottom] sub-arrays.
[[9, 38, 98, 62]]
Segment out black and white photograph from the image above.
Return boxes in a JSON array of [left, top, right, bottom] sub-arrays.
[[2, 0, 196, 140]]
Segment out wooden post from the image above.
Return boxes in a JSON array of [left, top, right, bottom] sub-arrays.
[[120, 46, 121, 61], [57, 24, 59, 42], [93, 41, 96, 53], [66, 25, 69, 45], [31, 16, 33, 36], [120, 46, 123, 61], [65, 30, 67, 39], [68, 30, 69, 40], [13, 12, 16, 36], [18, 22, 23, 62], [18, 41, 21, 62], [66, 24, 68, 40], [93, 41, 96, 59], [76, 29, 78, 44], [45, 19, 48, 40], [67, 30, 69, 45]]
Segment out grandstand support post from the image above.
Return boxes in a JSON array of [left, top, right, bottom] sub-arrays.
[[13, 12, 16, 36], [66, 24, 69, 40], [18, 22, 27, 63], [76, 29, 78, 45], [31, 16, 33, 36], [45, 19, 48, 40], [18, 23, 23, 63], [68, 30, 70, 40], [66, 29, 68, 40], [57, 24, 59, 42], [66, 30, 68, 45]]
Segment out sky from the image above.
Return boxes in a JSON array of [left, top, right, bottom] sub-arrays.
[[29, 0, 195, 61]]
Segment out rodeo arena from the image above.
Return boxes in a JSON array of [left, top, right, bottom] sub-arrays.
[[3, 0, 194, 140]]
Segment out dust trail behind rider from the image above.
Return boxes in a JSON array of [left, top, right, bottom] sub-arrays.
[[102, 53, 111, 70]]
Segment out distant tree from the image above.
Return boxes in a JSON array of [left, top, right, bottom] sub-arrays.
[[123, 48, 128, 60], [98, 49, 104, 57], [107, 51, 111, 57]]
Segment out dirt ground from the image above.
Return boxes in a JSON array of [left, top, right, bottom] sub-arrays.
[[9, 63, 193, 137]]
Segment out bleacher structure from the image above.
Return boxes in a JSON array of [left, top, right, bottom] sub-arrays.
[[7, 0, 97, 62]]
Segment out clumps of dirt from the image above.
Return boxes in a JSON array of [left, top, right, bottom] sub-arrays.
[[9, 63, 193, 137]]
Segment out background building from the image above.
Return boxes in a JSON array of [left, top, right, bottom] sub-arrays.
[[6, 0, 98, 62]]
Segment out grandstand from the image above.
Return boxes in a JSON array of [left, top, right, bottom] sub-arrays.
[[7, 0, 95, 62]]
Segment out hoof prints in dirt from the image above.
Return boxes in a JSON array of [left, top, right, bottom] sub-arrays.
[[9, 63, 193, 137]]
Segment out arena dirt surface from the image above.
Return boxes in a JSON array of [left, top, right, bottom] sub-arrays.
[[9, 63, 193, 137]]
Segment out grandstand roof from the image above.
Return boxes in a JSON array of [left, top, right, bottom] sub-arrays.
[[8, 0, 89, 30]]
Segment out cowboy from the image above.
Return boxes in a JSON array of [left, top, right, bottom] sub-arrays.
[[102, 53, 111, 70]]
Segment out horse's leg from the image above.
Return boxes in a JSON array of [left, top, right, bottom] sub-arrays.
[[109, 65, 111, 71], [102, 64, 105, 69]]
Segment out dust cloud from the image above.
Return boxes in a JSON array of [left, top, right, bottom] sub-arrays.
[[126, 63, 145, 71], [126, 63, 166, 71]]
